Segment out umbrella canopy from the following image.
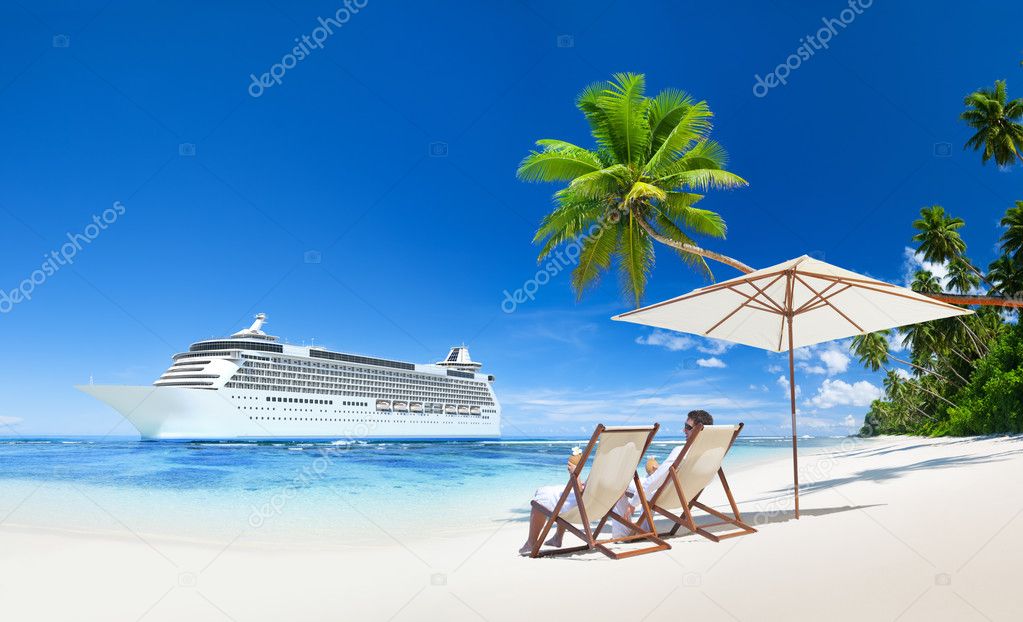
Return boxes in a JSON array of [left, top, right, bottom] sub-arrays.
[[612, 255, 972, 517]]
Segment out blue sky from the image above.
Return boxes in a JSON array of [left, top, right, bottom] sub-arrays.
[[1, 1, 1021, 437]]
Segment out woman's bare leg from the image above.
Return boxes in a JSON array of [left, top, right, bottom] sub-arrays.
[[544, 524, 567, 547], [519, 507, 549, 555]]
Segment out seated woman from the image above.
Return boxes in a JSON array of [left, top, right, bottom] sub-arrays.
[[518, 447, 583, 555], [610, 410, 713, 537]]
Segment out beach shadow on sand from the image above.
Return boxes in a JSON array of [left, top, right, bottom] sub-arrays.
[[512, 505, 878, 561], [768, 449, 1020, 498]]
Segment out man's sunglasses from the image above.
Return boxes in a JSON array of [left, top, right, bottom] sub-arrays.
[[684, 424, 694, 432]]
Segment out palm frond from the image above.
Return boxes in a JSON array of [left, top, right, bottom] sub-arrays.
[[658, 168, 748, 192], [657, 196, 726, 238], [643, 100, 713, 175], [569, 219, 619, 297], [566, 164, 631, 199], [517, 142, 602, 182], [597, 73, 651, 165], [533, 196, 605, 261], [576, 80, 615, 153], [651, 139, 730, 180], [616, 211, 654, 306], [647, 89, 699, 154]]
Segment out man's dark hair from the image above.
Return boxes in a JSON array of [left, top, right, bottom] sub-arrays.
[[687, 410, 714, 427]]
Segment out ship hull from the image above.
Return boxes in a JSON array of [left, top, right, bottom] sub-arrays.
[[76, 385, 501, 441]]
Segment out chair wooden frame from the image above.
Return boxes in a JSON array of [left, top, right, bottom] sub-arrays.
[[530, 423, 670, 560], [647, 423, 757, 542]]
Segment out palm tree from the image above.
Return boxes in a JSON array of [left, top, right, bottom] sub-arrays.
[[911, 205, 991, 288], [912, 206, 966, 262], [961, 80, 1023, 166], [998, 200, 1023, 263], [910, 270, 942, 294], [988, 256, 1023, 296], [948, 261, 980, 294], [518, 73, 749, 305]]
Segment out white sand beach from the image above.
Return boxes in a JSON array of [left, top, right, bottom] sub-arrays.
[[2, 435, 1021, 621]]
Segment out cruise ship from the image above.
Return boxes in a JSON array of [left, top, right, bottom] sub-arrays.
[[76, 314, 501, 440]]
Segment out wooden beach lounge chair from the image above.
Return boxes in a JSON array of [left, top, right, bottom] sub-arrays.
[[646, 423, 757, 542], [531, 424, 670, 559]]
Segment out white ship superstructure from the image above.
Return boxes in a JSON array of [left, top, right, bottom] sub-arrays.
[[77, 314, 501, 440]]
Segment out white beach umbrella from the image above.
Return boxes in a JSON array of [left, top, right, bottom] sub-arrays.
[[612, 255, 972, 518]]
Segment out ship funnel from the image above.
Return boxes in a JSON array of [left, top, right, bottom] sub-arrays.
[[231, 313, 270, 338], [436, 346, 482, 372]]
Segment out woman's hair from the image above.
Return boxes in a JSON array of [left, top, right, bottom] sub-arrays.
[[687, 410, 714, 427]]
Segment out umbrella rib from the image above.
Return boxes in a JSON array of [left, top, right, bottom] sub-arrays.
[[841, 281, 969, 310], [794, 270, 890, 287], [703, 293, 777, 337], [794, 274, 864, 332], [792, 280, 839, 314], [794, 283, 853, 315], [741, 274, 789, 314], [724, 275, 787, 313], [616, 269, 792, 318]]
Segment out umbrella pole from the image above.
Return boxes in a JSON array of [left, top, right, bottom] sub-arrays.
[[787, 316, 800, 519]]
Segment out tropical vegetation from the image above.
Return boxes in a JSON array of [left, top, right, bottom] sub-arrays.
[[517, 72, 750, 306], [961, 79, 1023, 166], [517, 72, 1023, 436], [857, 203, 1023, 436]]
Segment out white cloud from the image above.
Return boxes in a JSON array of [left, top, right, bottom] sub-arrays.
[[0, 416, 22, 426], [500, 381, 773, 427], [819, 347, 850, 375], [902, 247, 950, 289], [635, 331, 694, 352], [776, 375, 801, 397], [843, 415, 857, 427], [697, 357, 727, 369], [697, 339, 734, 355], [636, 332, 736, 357], [767, 364, 782, 373], [793, 347, 813, 361], [887, 330, 909, 353], [894, 368, 912, 380], [800, 364, 827, 374], [807, 379, 882, 409]]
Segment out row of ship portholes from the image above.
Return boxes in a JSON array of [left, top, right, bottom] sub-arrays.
[[236, 405, 491, 420], [247, 416, 491, 425]]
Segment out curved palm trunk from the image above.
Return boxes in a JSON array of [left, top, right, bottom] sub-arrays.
[[890, 355, 951, 385], [636, 217, 755, 274]]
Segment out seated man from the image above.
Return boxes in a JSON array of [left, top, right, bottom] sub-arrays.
[[610, 410, 713, 537], [519, 447, 583, 555]]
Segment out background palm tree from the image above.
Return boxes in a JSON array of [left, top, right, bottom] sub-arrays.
[[517, 73, 749, 306], [960, 79, 1023, 166], [911, 205, 991, 288], [998, 201, 1023, 263]]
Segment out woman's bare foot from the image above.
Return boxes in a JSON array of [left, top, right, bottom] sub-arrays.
[[543, 534, 563, 548], [518, 542, 534, 556]]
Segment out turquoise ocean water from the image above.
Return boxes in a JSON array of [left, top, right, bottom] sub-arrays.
[[0, 437, 847, 545]]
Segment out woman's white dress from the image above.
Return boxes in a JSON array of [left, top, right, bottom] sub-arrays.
[[532, 484, 578, 513]]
